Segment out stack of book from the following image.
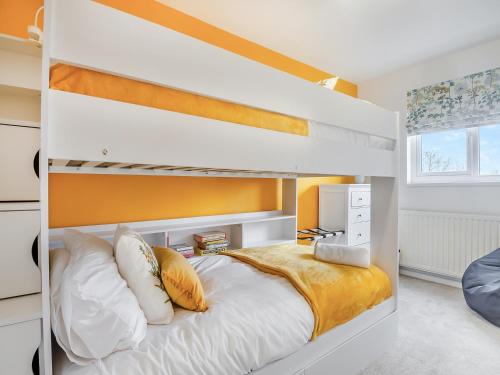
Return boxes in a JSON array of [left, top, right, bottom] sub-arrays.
[[194, 231, 229, 256], [170, 243, 195, 258]]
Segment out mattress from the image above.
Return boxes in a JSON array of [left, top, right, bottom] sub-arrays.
[[54, 251, 393, 375], [49, 65, 395, 150], [53, 255, 314, 375]]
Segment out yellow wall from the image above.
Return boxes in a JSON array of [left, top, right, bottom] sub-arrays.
[[2, 0, 358, 229], [48, 174, 281, 227], [0, 0, 44, 39], [297, 176, 354, 230]]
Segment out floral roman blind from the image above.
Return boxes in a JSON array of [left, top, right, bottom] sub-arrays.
[[406, 67, 500, 136]]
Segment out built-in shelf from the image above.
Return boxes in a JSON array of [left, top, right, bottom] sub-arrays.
[[0, 117, 40, 128], [0, 202, 40, 211], [0, 84, 40, 97], [50, 211, 296, 243], [0, 293, 42, 327], [0, 33, 42, 57], [0, 34, 42, 93]]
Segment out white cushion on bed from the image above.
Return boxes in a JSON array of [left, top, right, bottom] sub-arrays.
[[314, 240, 370, 268], [49, 230, 147, 365], [113, 225, 174, 324]]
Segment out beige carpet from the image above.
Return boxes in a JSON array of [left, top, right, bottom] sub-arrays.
[[361, 276, 500, 375]]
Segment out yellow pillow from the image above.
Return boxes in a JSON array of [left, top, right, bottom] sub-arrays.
[[153, 247, 208, 312]]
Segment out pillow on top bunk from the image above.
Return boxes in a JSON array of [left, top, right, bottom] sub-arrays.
[[113, 225, 174, 324], [153, 246, 208, 312], [49, 230, 147, 365]]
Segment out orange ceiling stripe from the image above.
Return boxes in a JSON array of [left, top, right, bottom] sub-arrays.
[[94, 0, 357, 97]]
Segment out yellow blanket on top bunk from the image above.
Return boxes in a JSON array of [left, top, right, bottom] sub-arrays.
[[49, 64, 309, 136], [224, 244, 392, 339]]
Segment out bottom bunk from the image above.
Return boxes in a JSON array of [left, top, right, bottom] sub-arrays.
[[50, 244, 396, 375]]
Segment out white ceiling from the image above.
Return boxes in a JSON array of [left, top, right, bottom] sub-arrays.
[[159, 0, 500, 83]]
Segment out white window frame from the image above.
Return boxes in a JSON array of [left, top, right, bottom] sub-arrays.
[[408, 126, 500, 184]]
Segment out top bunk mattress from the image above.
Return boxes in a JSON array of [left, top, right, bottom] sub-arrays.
[[49, 64, 395, 152], [54, 250, 393, 375], [49, 64, 309, 136]]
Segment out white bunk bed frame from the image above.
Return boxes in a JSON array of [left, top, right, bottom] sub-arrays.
[[39, 1, 400, 374]]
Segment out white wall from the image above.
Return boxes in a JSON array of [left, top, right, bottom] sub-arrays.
[[359, 38, 500, 215]]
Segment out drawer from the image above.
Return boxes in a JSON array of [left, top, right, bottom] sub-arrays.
[[0, 319, 41, 375], [349, 207, 370, 224], [0, 209, 41, 298], [348, 221, 370, 246], [0, 124, 40, 201], [351, 191, 370, 207]]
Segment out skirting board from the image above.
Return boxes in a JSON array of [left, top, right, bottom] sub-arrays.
[[400, 266, 462, 289]]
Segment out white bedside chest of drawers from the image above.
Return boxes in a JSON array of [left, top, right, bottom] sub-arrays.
[[319, 184, 371, 247]]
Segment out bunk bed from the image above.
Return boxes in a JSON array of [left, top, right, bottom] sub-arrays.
[[37, 0, 400, 374]]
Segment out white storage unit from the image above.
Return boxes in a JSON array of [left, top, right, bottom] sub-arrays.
[[0, 34, 43, 374], [319, 184, 371, 247], [0, 294, 42, 375], [0, 124, 40, 201], [0, 204, 41, 298], [0, 34, 41, 125]]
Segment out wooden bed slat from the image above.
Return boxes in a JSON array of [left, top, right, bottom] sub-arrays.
[[50, 159, 70, 167], [80, 161, 101, 167]]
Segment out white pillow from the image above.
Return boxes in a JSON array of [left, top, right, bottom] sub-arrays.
[[49, 230, 147, 365], [314, 240, 370, 268], [113, 225, 174, 324]]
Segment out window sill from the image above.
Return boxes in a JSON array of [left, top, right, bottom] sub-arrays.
[[406, 181, 500, 188]]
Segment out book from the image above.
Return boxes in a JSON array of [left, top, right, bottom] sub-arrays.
[[203, 239, 230, 246], [170, 243, 194, 252], [194, 231, 226, 243], [195, 247, 228, 256], [169, 243, 195, 258], [197, 239, 229, 250], [179, 248, 195, 258]]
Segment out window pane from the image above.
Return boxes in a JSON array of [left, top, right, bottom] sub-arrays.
[[420, 129, 467, 173], [480, 124, 500, 175]]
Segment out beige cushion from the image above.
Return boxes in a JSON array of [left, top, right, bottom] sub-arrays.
[[113, 225, 174, 324]]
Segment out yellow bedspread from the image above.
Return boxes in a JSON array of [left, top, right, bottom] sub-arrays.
[[49, 64, 309, 136], [224, 244, 392, 339]]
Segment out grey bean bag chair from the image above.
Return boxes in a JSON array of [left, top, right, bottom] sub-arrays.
[[462, 248, 500, 327]]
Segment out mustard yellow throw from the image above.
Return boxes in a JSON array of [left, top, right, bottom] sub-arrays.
[[224, 244, 392, 339]]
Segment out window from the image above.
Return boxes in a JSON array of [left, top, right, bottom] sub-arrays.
[[408, 125, 500, 184], [479, 124, 500, 176]]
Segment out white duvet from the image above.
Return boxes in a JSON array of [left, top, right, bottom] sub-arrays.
[[54, 255, 314, 375]]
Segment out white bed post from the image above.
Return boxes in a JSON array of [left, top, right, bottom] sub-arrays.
[[281, 178, 298, 242], [39, 0, 53, 373], [371, 176, 399, 298]]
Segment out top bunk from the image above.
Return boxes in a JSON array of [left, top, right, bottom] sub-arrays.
[[43, 0, 399, 178]]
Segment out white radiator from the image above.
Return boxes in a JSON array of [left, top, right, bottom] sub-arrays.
[[399, 210, 500, 279]]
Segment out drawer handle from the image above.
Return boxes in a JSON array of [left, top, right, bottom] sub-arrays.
[[358, 197, 363, 201], [32, 236, 39, 267], [33, 150, 40, 178], [357, 214, 362, 218], [357, 233, 362, 237], [32, 348, 39, 375]]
